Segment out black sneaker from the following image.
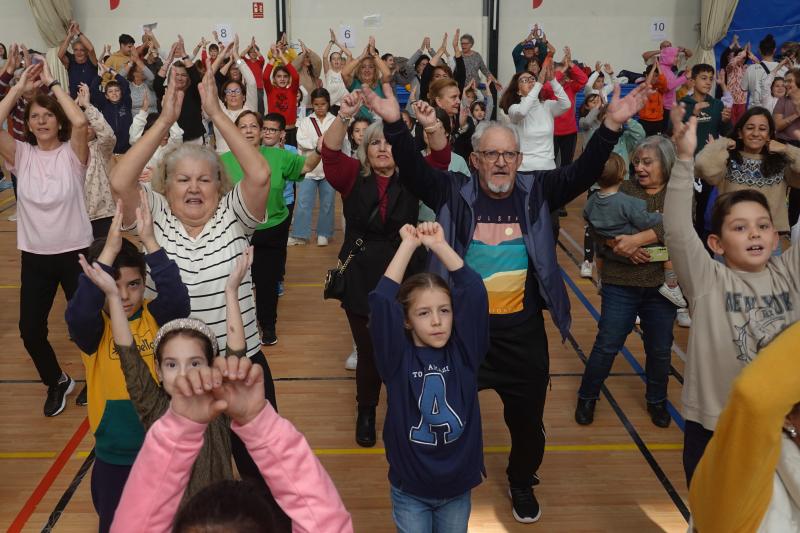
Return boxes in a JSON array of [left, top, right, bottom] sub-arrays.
[[261, 329, 278, 346], [75, 384, 88, 406], [647, 401, 671, 428], [574, 398, 597, 425], [509, 485, 542, 523], [44, 374, 75, 417], [356, 406, 376, 447]]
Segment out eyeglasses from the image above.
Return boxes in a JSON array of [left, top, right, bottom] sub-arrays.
[[262, 127, 281, 134], [518, 77, 536, 84], [476, 150, 520, 164], [224, 88, 242, 95]]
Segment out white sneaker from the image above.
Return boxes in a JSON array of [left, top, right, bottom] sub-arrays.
[[676, 308, 692, 328], [345, 348, 358, 371], [658, 283, 688, 308], [635, 315, 641, 325], [286, 237, 307, 246], [8, 213, 17, 221], [580, 260, 593, 278], [317, 236, 329, 247]]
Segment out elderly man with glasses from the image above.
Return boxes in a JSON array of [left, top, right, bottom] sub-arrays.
[[362, 80, 651, 524]]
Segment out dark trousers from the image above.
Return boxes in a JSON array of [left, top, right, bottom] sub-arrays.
[[20, 250, 85, 386], [257, 89, 265, 117], [639, 118, 663, 137], [553, 132, 577, 167], [228, 351, 291, 531], [683, 420, 714, 487], [789, 140, 800, 227], [91, 216, 114, 239], [280, 202, 294, 283], [346, 310, 381, 408], [91, 457, 132, 533], [478, 313, 549, 488], [578, 283, 676, 404], [251, 218, 291, 332], [285, 127, 297, 147]]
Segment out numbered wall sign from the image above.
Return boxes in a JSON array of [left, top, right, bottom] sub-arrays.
[[339, 25, 356, 49], [650, 18, 667, 42], [215, 24, 234, 45]]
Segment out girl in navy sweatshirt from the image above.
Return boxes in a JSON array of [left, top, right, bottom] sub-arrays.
[[368, 221, 489, 532]]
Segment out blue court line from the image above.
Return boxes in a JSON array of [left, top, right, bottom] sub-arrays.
[[560, 268, 686, 432]]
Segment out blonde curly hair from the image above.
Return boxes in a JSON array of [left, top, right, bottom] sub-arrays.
[[151, 143, 233, 198]]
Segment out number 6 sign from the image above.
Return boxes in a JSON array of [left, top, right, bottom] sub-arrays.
[[339, 24, 356, 48]]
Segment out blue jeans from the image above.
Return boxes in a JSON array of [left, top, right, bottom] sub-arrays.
[[290, 177, 335, 240], [391, 485, 471, 533], [578, 283, 676, 404]]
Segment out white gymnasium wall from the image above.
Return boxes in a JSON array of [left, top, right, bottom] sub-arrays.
[[12, 0, 699, 82], [3, 0, 50, 53], [496, 0, 701, 85], [286, 0, 485, 60]]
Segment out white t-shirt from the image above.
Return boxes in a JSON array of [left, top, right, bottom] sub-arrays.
[[324, 70, 349, 106], [9, 140, 92, 254], [144, 183, 264, 357]]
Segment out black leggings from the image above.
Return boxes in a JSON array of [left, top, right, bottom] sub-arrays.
[[228, 351, 291, 531], [346, 310, 382, 408], [251, 218, 291, 332], [553, 132, 577, 167], [583, 190, 598, 262], [20, 250, 85, 386]]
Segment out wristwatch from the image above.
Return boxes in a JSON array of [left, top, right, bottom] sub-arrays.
[[339, 114, 353, 125]]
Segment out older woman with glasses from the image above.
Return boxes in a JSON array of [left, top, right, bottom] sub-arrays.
[[320, 89, 450, 448]]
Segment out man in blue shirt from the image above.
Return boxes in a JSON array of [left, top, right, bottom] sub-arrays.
[[58, 20, 99, 98]]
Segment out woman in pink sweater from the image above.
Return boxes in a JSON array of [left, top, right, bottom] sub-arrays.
[[110, 354, 353, 533]]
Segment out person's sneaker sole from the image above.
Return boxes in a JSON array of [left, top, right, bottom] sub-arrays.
[[658, 285, 687, 308], [46, 379, 75, 417], [508, 488, 542, 523]]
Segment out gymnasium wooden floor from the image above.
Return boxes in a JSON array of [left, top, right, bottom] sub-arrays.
[[0, 186, 694, 532]]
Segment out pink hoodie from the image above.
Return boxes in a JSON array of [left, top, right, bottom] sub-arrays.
[[111, 405, 353, 533], [658, 47, 688, 111]]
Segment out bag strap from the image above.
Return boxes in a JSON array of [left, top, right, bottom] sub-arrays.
[[338, 183, 391, 270], [760, 61, 771, 75], [310, 117, 323, 137]]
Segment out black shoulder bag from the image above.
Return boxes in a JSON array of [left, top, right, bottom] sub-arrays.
[[323, 187, 389, 301]]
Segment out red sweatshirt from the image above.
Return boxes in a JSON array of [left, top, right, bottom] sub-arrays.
[[264, 62, 300, 127], [553, 64, 588, 136]]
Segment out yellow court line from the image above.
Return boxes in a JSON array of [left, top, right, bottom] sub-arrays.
[[0, 196, 16, 208], [0, 284, 20, 289], [0, 443, 683, 460]]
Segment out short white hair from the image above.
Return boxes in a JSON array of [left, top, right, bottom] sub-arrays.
[[471, 121, 520, 152]]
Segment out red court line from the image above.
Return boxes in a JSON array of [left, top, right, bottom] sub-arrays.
[[8, 417, 89, 533]]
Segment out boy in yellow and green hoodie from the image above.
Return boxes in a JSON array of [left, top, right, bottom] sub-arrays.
[[65, 200, 190, 533]]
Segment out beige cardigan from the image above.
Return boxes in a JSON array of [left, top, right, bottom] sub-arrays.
[[292, 50, 323, 102], [84, 105, 117, 222], [695, 138, 800, 231]]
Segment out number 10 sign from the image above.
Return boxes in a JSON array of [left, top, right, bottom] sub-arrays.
[[651, 18, 667, 42]]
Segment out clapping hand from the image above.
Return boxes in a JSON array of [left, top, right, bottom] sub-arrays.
[[212, 356, 266, 426], [76, 82, 91, 108], [398, 224, 421, 248], [417, 221, 445, 248], [412, 100, 437, 128], [198, 58, 223, 118], [362, 82, 400, 123], [171, 366, 228, 424], [670, 104, 697, 161], [337, 90, 362, 118]]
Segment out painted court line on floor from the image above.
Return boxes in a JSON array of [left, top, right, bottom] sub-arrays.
[[1, 442, 683, 460], [8, 417, 89, 533]]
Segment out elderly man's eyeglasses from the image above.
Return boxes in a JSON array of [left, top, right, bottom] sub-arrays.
[[476, 150, 520, 164]]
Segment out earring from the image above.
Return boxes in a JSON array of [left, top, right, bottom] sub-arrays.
[[785, 425, 798, 439]]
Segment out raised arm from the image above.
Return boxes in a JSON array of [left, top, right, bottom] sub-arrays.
[[695, 136, 735, 186], [198, 59, 270, 221], [225, 248, 252, 355], [0, 60, 35, 165], [41, 61, 89, 164], [663, 106, 717, 301], [341, 47, 367, 87], [322, 30, 335, 73], [110, 70, 184, 225], [58, 23, 76, 67]]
